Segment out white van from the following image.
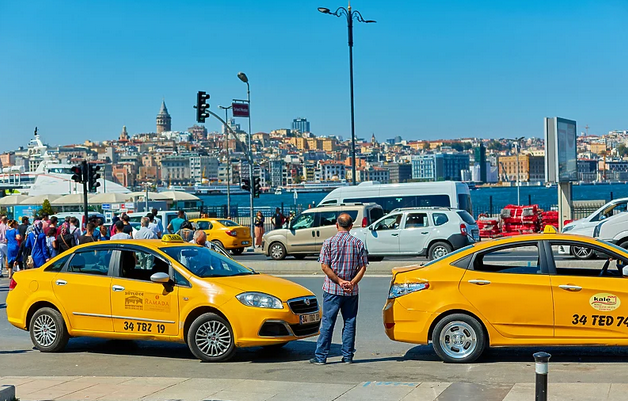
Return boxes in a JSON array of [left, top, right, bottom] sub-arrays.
[[318, 181, 472, 214]]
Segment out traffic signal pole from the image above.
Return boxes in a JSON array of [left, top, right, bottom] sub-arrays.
[[82, 160, 89, 232]]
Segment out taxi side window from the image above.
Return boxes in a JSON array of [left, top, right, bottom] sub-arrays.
[[119, 249, 169, 281], [473, 244, 541, 275], [67, 249, 113, 275], [44, 255, 71, 272], [550, 242, 628, 278], [173, 269, 190, 287]]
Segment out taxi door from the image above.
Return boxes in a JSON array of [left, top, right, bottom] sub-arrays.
[[52, 248, 115, 332], [109, 248, 179, 337], [459, 241, 554, 338], [548, 241, 628, 339]]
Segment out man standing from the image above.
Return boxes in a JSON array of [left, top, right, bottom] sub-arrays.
[[0, 216, 8, 275], [134, 217, 157, 240], [110, 221, 132, 240], [151, 208, 164, 235], [271, 207, 285, 230], [167, 210, 186, 234], [18, 216, 30, 240], [310, 213, 368, 365], [146, 213, 162, 238]]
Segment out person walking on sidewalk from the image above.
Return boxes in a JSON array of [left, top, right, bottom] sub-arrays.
[[254, 211, 265, 248], [310, 213, 368, 365]]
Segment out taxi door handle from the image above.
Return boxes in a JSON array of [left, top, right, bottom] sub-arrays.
[[468, 280, 491, 285], [391, 233, 399, 237], [55, 280, 67, 286], [112, 285, 125, 292], [559, 285, 582, 292]]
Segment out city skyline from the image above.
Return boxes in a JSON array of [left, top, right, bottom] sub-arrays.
[[1, 0, 628, 152]]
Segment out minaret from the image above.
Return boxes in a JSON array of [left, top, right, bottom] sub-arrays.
[[156, 99, 172, 133]]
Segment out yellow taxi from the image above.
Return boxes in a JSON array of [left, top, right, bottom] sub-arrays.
[[384, 227, 628, 363], [6, 235, 320, 362], [190, 218, 252, 255]]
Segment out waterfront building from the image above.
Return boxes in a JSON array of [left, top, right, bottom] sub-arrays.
[[292, 118, 310, 134], [161, 155, 191, 184], [156, 100, 172, 133], [319, 161, 346, 181], [474, 144, 487, 183], [412, 153, 470, 181], [381, 163, 412, 183], [498, 154, 545, 182], [347, 167, 390, 183]]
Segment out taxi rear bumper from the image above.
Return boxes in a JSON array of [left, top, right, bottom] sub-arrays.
[[383, 298, 432, 344]]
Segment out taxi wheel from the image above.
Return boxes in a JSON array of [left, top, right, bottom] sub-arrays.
[[187, 313, 235, 362], [432, 314, 486, 363], [428, 242, 452, 260], [212, 240, 224, 249], [269, 242, 287, 260], [29, 307, 70, 353], [231, 248, 244, 255]]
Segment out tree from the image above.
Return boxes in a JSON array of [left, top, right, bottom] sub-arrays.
[[38, 199, 56, 217], [617, 144, 628, 157], [422, 142, 430, 150]]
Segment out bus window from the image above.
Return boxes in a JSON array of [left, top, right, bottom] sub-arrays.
[[457, 194, 473, 214], [345, 195, 450, 214]]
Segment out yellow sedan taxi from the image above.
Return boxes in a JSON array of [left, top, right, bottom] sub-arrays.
[[384, 227, 628, 363], [190, 218, 252, 255], [6, 235, 320, 362]]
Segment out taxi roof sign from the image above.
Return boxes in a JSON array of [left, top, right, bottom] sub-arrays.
[[162, 234, 184, 243], [543, 225, 558, 234]]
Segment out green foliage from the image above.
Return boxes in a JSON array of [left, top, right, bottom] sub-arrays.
[[422, 142, 430, 150], [487, 140, 505, 151], [38, 199, 56, 216], [617, 144, 628, 157]]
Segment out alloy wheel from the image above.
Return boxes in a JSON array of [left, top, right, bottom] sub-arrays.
[[32, 314, 57, 347], [195, 320, 232, 357], [438, 321, 477, 360]]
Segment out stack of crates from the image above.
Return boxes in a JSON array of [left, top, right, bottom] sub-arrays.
[[540, 210, 559, 231], [500, 204, 541, 235], [477, 215, 500, 238]]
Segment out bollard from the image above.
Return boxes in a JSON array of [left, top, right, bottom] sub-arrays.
[[533, 352, 551, 401], [528, 194, 531, 206]]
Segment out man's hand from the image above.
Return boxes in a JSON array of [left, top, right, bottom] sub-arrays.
[[339, 279, 353, 292]]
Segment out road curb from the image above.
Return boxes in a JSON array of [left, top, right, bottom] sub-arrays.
[[0, 385, 15, 401]]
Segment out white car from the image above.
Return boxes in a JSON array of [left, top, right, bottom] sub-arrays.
[[561, 198, 628, 259], [352, 207, 480, 260]]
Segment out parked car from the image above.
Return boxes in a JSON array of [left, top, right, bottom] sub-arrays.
[[262, 203, 384, 260], [190, 218, 252, 255], [353, 207, 480, 261]]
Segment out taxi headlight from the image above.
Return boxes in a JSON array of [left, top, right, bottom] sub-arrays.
[[388, 282, 429, 299], [236, 292, 283, 309]]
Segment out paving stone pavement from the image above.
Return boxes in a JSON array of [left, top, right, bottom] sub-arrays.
[[1, 376, 626, 401]]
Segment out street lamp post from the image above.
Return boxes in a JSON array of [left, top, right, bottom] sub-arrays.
[[514, 137, 524, 205], [238, 72, 255, 247], [219, 105, 233, 218], [318, 4, 375, 185]]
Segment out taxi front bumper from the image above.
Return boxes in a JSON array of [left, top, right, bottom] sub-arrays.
[[383, 298, 432, 345]]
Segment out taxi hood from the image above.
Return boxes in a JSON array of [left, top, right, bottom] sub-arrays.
[[203, 274, 314, 301]]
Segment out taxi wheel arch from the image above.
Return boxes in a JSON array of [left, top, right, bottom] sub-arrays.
[[26, 301, 67, 332], [187, 312, 235, 362], [428, 310, 488, 363], [29, 307, 70, 353]]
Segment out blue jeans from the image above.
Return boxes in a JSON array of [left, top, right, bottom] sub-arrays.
[[314, 292, 359, 362]]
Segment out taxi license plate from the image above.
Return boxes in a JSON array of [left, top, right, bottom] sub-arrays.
[[300, 312, 320, 324], [242, 241, 250, 245]]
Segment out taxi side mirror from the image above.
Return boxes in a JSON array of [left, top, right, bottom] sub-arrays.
[[150, 272, 170, 283]]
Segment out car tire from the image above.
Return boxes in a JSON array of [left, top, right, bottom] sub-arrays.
[[428, 242, 453, 260], [269, 242, 287, 260], [212, 240, 224, 249], [571, 245, 595, 260], [231, 248, 244, 255], [294, 254, 306, 260], [432, 313, 486, 363], [29, 307, 70, 353], [187, 313, 235, 362], [368, 255, 384, 262]]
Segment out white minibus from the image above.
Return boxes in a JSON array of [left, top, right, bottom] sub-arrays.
[[318, 181, 472, 214]]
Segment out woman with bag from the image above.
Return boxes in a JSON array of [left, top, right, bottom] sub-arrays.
[[55, 224, 76, 254], [25, 221, 50, 269]]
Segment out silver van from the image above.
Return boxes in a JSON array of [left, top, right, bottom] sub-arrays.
[[262, 203, 384, 260]]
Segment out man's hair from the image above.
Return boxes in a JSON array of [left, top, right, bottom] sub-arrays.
[[50, 216, 58, 224], [193, 230, 206, 242], [178, 210, 185, 217], [151, 208, 158, 215], [70, 217, 79, 225], [337, 213, 353, 228], [115, 220, 125, 232], [141, 217, 150, 227], [22, 216, 29, 223], [122, 214, 130, 222], [86, 222, 96, 232], [145, 213, 154, 221]]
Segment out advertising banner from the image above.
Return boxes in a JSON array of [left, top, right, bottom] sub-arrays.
[[232, 102, 250, 117]]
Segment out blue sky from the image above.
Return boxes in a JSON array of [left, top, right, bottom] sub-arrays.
[[1, 0, 627, 151]]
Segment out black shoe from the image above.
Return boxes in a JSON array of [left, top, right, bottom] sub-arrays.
[[341, 357, 353, 364], [309, 357, 325, 365]]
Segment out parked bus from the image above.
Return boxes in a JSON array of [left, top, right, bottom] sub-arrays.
[[318, 181, 472, 214]]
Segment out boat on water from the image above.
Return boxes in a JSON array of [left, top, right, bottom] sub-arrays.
[[274, 188, 283, 195], [0, 133, 130, 196], [282, 182, 349, 193], [192, 184, 249, 195]]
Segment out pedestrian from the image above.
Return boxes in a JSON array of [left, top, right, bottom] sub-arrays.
[[89, 217, 101, 241], [110, 216, 120, 237], [271, 207, 284, 230], [49, 216, 58, 232], [254, 211, 265, 248], [167, 210, 186, 234], [146, 213, 162, 238], [25, 221, 50, 268], [134, 217, 157, 239], [78, 222, 98, 244], [55, 224, 76, 254], [110, 220, 132, 240], [6, 220, 21, 279], [151, 208, 164, 235], [41, 213, 50, 232], [310, 213, 368, 365], [177, 220, 195, 242], [190, 230, 211, 248], [0, 216, 8, 275], [97, 219, 109, 241], [121, 214, 134, 235], [45, 227, 57, 258], [18, 216, 30, 246], [69, 217, 81, 244]]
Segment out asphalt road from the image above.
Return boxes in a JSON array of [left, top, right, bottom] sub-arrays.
[[3, 275, 628, 385]]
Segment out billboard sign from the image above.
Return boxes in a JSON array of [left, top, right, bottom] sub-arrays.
[[232, 102, 250, 117], [545, 117, 577, 183]]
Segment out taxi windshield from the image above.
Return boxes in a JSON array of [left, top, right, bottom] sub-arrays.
[[161, 246, 254, 277]]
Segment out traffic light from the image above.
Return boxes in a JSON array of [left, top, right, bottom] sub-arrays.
[[87, 164, 101, 192], [195, 91, 210, 123], [253, 176, 261, 198], [241, 178, 250, 192], [70, 165, 83, 183]]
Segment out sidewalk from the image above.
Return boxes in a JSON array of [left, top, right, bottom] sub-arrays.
[[1, 376, 624, 401]]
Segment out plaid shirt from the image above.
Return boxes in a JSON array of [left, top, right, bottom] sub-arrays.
[[318, 231, 368, 296]]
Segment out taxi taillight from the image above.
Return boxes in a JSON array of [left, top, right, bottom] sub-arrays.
[[226, 230, 238, 237], [8, 278, 17, 291]]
